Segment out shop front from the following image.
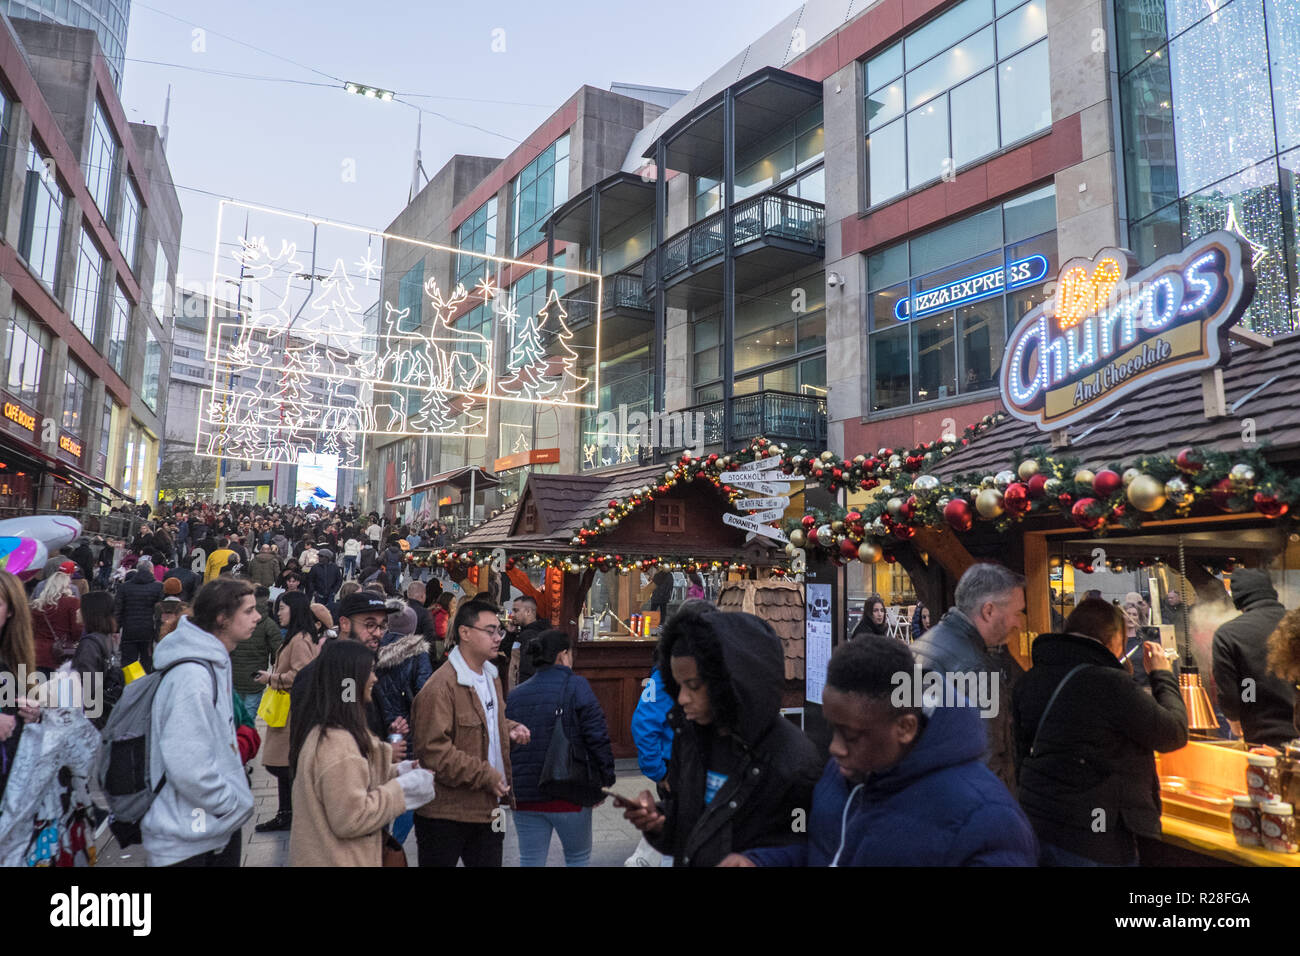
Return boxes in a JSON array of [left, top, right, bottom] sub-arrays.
[[778, 230, 1300, 865]]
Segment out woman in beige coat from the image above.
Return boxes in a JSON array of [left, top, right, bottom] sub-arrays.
[[288, 640, 435, 866], [253, 591, 320, 832]]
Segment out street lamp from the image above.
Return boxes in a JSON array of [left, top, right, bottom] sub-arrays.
[[343, 81, 394, 102]]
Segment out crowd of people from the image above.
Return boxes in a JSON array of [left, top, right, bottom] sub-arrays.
[[3, 495, 1300, 867]]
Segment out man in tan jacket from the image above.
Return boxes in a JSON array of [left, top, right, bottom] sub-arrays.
[[410, 597, 531, 867]]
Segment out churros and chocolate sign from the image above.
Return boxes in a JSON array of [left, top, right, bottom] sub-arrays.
[[999, 231, 1255, 430]]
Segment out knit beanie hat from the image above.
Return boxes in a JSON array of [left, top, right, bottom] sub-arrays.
[[164, 577, 183, 596], [388, 604, 418, 637]]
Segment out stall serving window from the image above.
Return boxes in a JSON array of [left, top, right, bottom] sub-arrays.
[[1118, 0, 1300, 335], [865, 0, 1051, 206], [867, 185, 1056, 412]]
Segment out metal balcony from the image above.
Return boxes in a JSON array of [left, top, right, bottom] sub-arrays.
[[678, 389, 827, 450], [557, 271, 652, 352]]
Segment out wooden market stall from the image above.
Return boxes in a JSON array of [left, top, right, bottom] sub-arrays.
[[451, 461, 790, 757]]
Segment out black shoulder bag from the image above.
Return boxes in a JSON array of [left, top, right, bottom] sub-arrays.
[[539, 672, 604, 805]]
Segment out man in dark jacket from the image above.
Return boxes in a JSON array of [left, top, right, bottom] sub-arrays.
[[373, 605, 435, 731], [912, 563, 1026, 792], [730, 636, 1038, 866], [1013, 598, 1187, 865], [229, 586, 280, 717], [116, 562, 164, 672], [308, 549, 343, 605], [649, 570, 674, 619], [506, 596, 549, 690], [248, 545, 281, 588], [404, 581, 437, 642], [382, 539, 405, 582], [163, 564, 199, 603], [1213, 568, 1294, 747], [71, 539, 95, 582], [622, 608, 822, 867]]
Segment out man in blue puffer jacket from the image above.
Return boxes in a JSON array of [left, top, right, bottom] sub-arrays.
[[727, 635, 1037, 867], [631, 667, 674, 789]]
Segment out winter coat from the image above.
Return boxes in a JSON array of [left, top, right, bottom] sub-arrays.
[[229, 599, 281, 697], [510, 619, 550, 688], [72, 543, 95, 581], [373, 633, 434, 731], [406, 598, 437, 642], [746, 702, 1039, 866], [911, 608, 1023, 792], [433, 606, 450, 640], [115, 568, 163, 644], [204, 548, 236, 583], [163, 567, 199, 603], [289, 727, 403, 867], [1212, 569, 1294, 747], [248, 552, 281, 588], [308, 556, 342, 604], [506, 664, 616, 805], [31, 595, 82, 668], [410, 647, 524, 823], [69, 631, 123, 729], [359, 546, 378, 573], [647, 611, 822, 867], [631, 668, 675, 783], [262, 631, 320, 768], [142, 616, 255, 866], [1012, 633, 1187, 864], [382, 545, 405, 580]]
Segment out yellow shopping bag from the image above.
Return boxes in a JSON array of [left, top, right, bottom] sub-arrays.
[[257, 687, 290, 727], [122, 660, 145, 684]]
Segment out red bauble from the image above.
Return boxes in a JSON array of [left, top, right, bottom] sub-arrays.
[[1092, 469, 1122, 498], [892, 524, 916, 540], [900, 495, 918, 520], [1254, 491, 1289, 518], [1027, 474, 1048, 499], [1071, 497, 1104, 530], [1112, 503, 1127, 520], [1211, 478, 1243, 512], [1003, 483, 1030, 515], [608, 500, 618, 508], [839, 538, 859, 559], [832, 468, 843, 480], [1176, 447, 1204, 474], [883, 551, 898, 564], [806, 528, 819, 546], [845, 511, 861, 524], [943, 497, 974, 532], [802, 514, 817, 529]]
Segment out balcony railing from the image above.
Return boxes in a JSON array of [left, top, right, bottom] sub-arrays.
[[682, 389, 827, 448], [644, 190, 825, 293], [560, 271, 651, 329]]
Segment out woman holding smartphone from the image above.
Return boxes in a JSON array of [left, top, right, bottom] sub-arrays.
[[289, 641, 435, 866], [254, 591, 320, 833]]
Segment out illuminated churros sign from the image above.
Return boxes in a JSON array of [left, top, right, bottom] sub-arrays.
[[1000, 231, 1255, 430]]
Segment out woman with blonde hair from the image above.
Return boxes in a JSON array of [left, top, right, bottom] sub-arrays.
[[29, 570, 82, 672], [0, 571, 41, 802], [1268, 609, 1300, 740]]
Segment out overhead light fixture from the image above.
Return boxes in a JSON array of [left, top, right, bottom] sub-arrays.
[[344, 81, 394, 102]]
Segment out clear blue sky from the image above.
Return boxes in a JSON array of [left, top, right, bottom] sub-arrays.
[[120, 0, 802, 291]]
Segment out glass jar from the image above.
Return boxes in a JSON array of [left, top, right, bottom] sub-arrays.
[[1259, 801, 1298, 854], [1230, 795, 1261, 848], [1246, 754, 1281, 804]]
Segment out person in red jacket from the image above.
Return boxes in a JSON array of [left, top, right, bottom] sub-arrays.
[[29, 570, 82, 672]]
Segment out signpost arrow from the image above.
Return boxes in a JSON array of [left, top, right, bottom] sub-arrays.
[[723, 512, 789, 542], [736, 496, 790, 512], [736, 457, 785, 472]]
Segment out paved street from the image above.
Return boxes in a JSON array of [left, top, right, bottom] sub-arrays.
[[95, 731, 653, 867]]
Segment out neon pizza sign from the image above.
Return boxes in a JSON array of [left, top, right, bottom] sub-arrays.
[[895, 255, 1049, 321], [999, 231, 1255, 430]]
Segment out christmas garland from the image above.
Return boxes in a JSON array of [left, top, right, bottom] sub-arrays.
[[407, 548, 750, 576], [784, 443, 1300, 566]]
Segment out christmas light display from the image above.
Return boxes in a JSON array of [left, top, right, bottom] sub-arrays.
[[195, 200, 603, 469]]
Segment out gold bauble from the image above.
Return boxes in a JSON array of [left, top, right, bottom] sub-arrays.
[[975, 488, 1005, 518], [1074, 469, 1095, 490], [1017, 459, 1040, 481], [1122, 468, 1141, 488], [1126, 474, 1167, 512], [831, 520, 845, 533], [886, 497, 904, 517], [858, 542, 882, 563], [789, 529, 806, 548]]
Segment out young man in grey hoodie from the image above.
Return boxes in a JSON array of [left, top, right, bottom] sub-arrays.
[[143, 577, 259, 867]]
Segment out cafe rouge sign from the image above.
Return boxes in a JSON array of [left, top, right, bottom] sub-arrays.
[[999, 231, 1255, 430]]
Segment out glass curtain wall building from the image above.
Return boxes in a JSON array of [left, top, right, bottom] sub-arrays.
[[1117, 0, 1300, 335], [0, 0, 131, 89]]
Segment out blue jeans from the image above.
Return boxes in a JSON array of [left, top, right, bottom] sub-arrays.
[[513, 808, 593, 867], [343, 555, 357, 578], [240, 691, 264, 719]]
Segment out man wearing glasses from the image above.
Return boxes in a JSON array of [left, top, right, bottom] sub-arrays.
[[410, 598, 532, 867]]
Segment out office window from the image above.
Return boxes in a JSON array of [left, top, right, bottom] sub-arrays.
[[4, 306, 50, 407], [397, 261, 423, 333], [19, 142, 65, 289], [97, 397, 116, 477], [62, 359, 91, 434], [71, 228, 104, 344], [117, 178, 140, 274], [151, 240, 172, 319], [866, 187, 1056, 412], [107, 285, 129, 375], [695, 104, 825, 220], [456, 197, 498, 289], [864, 0, 1050, 205], [142, 328, 161, 412], [84, 99, 118, 219], [506, 257, 567, 373], [512, 133, 569, 255]]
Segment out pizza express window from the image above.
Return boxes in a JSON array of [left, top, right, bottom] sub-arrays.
[[867, 185, 1056, 412]]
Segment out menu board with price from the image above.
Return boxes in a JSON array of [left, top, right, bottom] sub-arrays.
[[805, 583, 832, 705]]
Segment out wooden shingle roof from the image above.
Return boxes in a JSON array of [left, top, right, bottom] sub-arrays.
[[930, 333, 1300, 480]]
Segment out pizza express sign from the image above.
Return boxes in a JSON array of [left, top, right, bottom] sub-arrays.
[[999, 231, 1255, 429]]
